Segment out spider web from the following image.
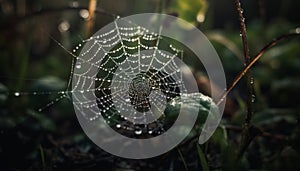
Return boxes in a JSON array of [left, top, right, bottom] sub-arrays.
[[9, 16, 197, 138], [70, 16, 190, 137]]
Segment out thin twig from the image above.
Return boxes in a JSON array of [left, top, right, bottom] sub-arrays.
[[235, 0, 256, 158], [217, 29, 299, 157], [216, 31, 300, 106], [235, 0, 254, 124], [177, 148, 189, 171], [86, 0, 98, 36]]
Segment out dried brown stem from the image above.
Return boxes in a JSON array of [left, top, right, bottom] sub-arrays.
[[216, 32, 299, 106], [86, 0, 98, 37], [235, 0, 254, 126], [234, 0, 254, 158]]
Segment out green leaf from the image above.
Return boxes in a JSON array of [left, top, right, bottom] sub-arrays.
[[164, 93, 218, 126], [209, 125, 228, 151], [162, 93, 218, 140]]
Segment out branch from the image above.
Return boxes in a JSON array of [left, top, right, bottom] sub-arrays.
[[86, 0, 98, 37], [235, 0, 254, 126], [217, 31, 300, 106]]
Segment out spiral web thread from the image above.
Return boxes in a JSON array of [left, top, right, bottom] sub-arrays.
[[70, 17, 190, 136]]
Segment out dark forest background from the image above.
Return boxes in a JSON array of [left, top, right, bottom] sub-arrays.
[[0, 0, 299, 170]]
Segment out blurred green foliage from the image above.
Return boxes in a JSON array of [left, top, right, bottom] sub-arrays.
[[0, 0, 299, 170], [169, 0, 207, 25]]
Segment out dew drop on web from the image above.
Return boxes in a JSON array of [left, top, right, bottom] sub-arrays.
[[75, 63, 81, 69], [134, 129, 142, 135]]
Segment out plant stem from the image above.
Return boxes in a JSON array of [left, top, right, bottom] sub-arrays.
[[234, 0, 255, 158], [177, 148, 189, 171], [216, 32, 299, 106], [156, 0, 165, 14], [235, 0, 253, 122], [86, 0, 97, 37], [39, 144, 46, 170], [196, 144, 210, 171]]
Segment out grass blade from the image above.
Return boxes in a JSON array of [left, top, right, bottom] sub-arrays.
[[39, 144, 46, 170], [196, 144, 210, 171], [177, 148, 189, 171]]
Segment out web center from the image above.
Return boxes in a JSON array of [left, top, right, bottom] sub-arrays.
[[128, 74, 152, 112]]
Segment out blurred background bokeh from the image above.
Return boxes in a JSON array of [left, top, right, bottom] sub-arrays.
[[0, 0, 300, 170]]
